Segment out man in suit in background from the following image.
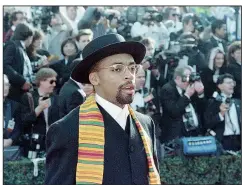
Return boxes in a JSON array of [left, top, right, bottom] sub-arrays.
[[159, 65, 207, 144], [75, 29, 93, 60], [20, 68, 60, 157], [204, 74, 241, 151], [3, 23, 34, 102], [207, 19, 228, 54], [59, 60, 87, 118], [45, 34, 161, 185], [3, 11, 24, 43], [3, 75, 22, 148]]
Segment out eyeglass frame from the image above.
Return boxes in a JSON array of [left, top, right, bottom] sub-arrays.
[[97, 63, 141, 75]]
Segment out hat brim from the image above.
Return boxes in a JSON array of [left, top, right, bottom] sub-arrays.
[[71, 41, 146, 84]]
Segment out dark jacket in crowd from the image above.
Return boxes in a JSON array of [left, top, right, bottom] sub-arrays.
[[183, 49, 207, 74], [4, 28, 14, 43], [50, 59, 74, 93], [200, 66, 228, 98], [45, 104, 159, 185], [3, 40, 28, 102], [159, 80, 207, 143], [58, 79, 85, 118], [20, 90, 60, 154], [204, 97, 241, 150], [205, 36, 228, 57], [3, 98, 22, 145], [227, 61, 241, 99]]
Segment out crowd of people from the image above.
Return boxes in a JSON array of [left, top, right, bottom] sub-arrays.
[[3, 6, 241, 162]]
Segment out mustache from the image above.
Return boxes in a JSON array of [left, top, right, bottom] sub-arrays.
[[118, 81, 134, 90]]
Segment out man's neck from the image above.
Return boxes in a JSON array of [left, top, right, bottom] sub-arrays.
[[213, 34, 223, 41], [221, 92, 232, 98], [38, 88, 49, 97], [95, 92, 125, 109]]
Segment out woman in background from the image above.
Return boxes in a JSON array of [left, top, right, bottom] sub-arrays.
[[27, 30, 50, 74], [200, 47, 228, 98]]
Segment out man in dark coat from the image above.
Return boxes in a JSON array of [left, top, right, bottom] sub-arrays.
[[204, 74, 241, 151], [58, 59, 86, 118], [3, 75, 22, 147], [159, 65, 207, 144], [20, 68, 60, 157], [45, 34, 161, 185], [3, 23, 34, 102]]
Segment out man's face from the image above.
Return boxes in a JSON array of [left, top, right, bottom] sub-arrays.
[[216, 24, 227, 39], [232, 49, 241, 63], [50, 14, 63, 26], [78, 35, 93, 51], [110, 15, 120, 28], [176, 68, 192, 90], [145, 44, 155, 57], [135, 68, 146, 90], [39, 76, 56, 94], [13, 13, 24, 26], [66, 7, 77, 21], [184, 19, 194, 32], [90, 54, 136, 107], [218, 78, 235, 96], [141, 59, 151, 71], [4, 76, 10, 98], [214, 52, 225, 69], [168, 9, 179, 22]]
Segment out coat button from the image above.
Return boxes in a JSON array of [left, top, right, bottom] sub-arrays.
[[130, 145, 134, 153]]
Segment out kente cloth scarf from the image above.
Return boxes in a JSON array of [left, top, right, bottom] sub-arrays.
[[76, 93, 161, 185]]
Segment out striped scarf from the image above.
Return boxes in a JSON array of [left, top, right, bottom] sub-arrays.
[[76, 93, 161, 185]]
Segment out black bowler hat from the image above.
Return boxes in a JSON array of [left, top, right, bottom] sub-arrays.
[[71, 34, 146, 83]]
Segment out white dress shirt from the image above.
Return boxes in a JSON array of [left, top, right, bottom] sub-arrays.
[[212, 35, 225, 52], [131, 90, 145, 110], [95, 93, 129, 130], [219, 93, 240, 136], [70, 77, 86, 98]]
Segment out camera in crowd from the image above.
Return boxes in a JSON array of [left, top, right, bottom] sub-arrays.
[[183, 111, 197, 132], [117, 17, 133, 40], [142, 7, 163, 23], [31, 6, 59, 33], [154, 49, 180, 81], [182, 72, 201, 84], [142, 12, 163, 23], [192, 14, 204, 33], [213, 92, 232, 106]]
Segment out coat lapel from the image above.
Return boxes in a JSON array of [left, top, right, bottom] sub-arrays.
[[234, 99, 241, 129]]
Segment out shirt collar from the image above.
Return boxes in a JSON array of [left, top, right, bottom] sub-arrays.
[[176, 85, 183, 95], [95, 93, 129, 127], [20, 40, 26, 49], [11, 25, 16, 31], [213, 35, 223, 42], [70, 77, 84, 89], [221, 92, 232, 99]]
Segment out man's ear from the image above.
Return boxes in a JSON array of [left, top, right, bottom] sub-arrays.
[[89, 72, 99, 86]]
